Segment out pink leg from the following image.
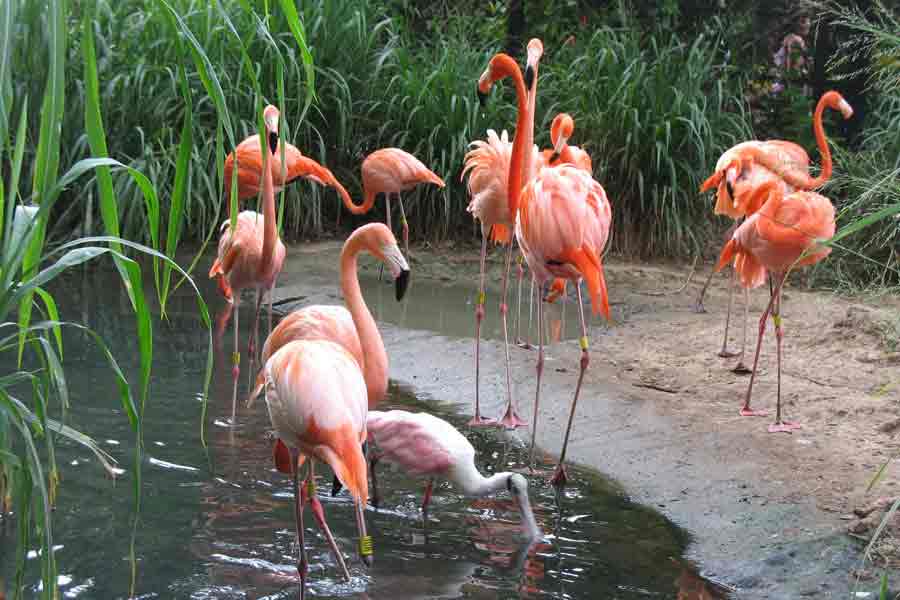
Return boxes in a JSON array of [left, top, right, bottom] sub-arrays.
[[740, 276, 782, 418], [550, 281, 590, 489], [397, 192, 410, 258], [514, 253, 526, 346], [527, 283, 546, 469], [498, 240, 528, 429], [422, 478, 434, 515], [304, 464, 351, 580], [768, 284, 801, 433], [692, 266, 716, 314], [230, 300, 240, 424], [718, 268, 739, 358], [369, 454, 381, 509], [291, 449, 308, 598], [520, 276, 535, 349], [469, 234, 496, 427], [249, 289, 263, 367], [732, 287, 752, 374]]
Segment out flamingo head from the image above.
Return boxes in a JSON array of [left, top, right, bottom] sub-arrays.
[[507, 473, 542, 540], [524, 38, 544, 91], [477, 53, 520, 107], [263, 105, 280, 154], [822, 90, 854, 120], [549, 113, 574, 162], [353, 223, 411, 301]]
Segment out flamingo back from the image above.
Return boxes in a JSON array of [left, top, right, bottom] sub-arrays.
[[262, 306, 362, 367], [263, 340, 369, 504], [210, 211, 286, 293], [366, 410, 469, 478], [516, 165, 612, 317], [362, 148, 446, 195]]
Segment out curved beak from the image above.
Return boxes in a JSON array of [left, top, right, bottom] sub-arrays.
[[838, 98, 854, 120], [549, 134, 568, 164], [382, 242, 411, 301], [516, 491, 542, 541]]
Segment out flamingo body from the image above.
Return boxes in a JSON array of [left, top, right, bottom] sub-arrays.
[[210, 210, 286, 294]]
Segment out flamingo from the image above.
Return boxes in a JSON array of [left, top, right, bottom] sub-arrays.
[[250, 222, 410, 496], [481, 39, 612, 488], [697, 91, 853, 370], [260, 339, 373, 596], [223, 127, 353, 207], [209, 105, 286, 421], [461, 127, 541, 428], [714, 180, 836, 431], [365, 409, 542, 540], [336, 148, 445, 258]]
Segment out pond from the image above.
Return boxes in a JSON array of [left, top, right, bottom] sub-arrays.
[[0, 256, 727, 599]]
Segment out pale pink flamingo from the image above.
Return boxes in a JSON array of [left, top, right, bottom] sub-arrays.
[[250, 223, 410, 495], [697, 92, 853, 370], [209, 105, 286, 421], [260, 339, 373, 595], [482, 39, 613, 488], [365, 409, 542, 540], [541, 113, 592, 172], [338, 148, 445, 258], [714, 181, 836, 431]]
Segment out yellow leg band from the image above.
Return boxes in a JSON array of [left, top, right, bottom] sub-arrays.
[[477, 291, 486, 305], [516, 253, 524, 264], [232, 351, 240, 365], [579, 336, 589, 351], [401, 217, 407, 226], [306, 477, 316, 496], [359, 535, 373, 556], [773, 315, 783, 328]]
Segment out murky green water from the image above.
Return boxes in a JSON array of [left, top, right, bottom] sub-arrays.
[[1, 259, 726, 599]]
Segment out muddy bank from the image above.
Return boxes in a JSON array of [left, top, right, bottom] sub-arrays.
[[272, 240, 900, 599]]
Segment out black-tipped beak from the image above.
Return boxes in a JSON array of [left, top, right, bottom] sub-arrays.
[[477, 87, 488, 107], [267, 131, 278, 155], [549, 151, 560, 164], [524, 65, 535, 91], [331, 475, 342, 497], [395, 269, 410, 301], [726, 181, 735, 203]]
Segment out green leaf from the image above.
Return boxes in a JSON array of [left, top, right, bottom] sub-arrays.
[[33, 287, 62, 359], [277, 0, 316, 122]]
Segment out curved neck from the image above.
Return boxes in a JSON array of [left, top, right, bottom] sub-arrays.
[[260, 145, 277, 273], [339, 235, 387, 405], [453, 463, 510, 497], [809, 95, 833, 188], [494, 56, 531, 217]]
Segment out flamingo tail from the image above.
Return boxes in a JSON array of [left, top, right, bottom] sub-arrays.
[[318, 435, 369, 506], [557, 245, 610, 320], [490, 223, 512, 244]]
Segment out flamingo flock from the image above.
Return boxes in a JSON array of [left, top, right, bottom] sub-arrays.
[[208, 36, 847, 595]]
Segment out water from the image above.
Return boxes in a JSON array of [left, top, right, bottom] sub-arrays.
[[1, 259, 727, 599]]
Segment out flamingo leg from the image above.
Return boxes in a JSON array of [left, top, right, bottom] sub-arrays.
[[369, 453, 381, 509], [268, 277, 277, 339], [231, 300, 240, 424], [769, 283, 801, 433], [514, 253, 525, 346], [250, 288, 263, 364], [497, 239, 528, 429], [717, 268, 739, 358], [740, 275, 782, 417], [422, 478, 434, 517], [522, 276, 535, 349], [550, 281, 590, 489], [292, 449, 308, 598], [469, 233, 496, 427], [379, 193, 392, 282], [354, 486, 374, 568], [732, 287, 752, 374], [561, 289, 567, 339], [396, 192, 410, 258], [527, 282, 546, 470], [692, 266, 716, 314], [305, 463, 352, 581]]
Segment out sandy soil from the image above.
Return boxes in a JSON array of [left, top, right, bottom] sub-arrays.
[[273, 239, 900, 599]]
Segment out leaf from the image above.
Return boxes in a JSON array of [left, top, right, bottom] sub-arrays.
[[277, 0, 316, 122], [33, 287, 62, 359]]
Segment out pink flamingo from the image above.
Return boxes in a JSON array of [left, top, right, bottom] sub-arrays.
[[481, 39, 613, 488], [209, 105, 286, 421], [714, 181, 836, 431], [338, 148, 445, 257], [541, 113, 592, 172], [461, 127, 541, 428], [365, 409, 542, 540], [260, 339, 373, 596], [222, 127, 353, 207], [696, 92, 853, 370], [250, 223, 410, 495]]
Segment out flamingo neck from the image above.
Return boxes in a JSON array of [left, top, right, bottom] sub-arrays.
[[260, 144, 277, 275], [452, 462, 510, 497], [810, 95, 832, 188], [495, 57, 531, 218], [339, 234, 387, 405]]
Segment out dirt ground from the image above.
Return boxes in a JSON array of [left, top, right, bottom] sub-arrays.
[[273, 238, 900, 598]]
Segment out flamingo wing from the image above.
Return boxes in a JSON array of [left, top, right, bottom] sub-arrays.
[[462, 129, 513, 242], [366, 410, 462, 478]]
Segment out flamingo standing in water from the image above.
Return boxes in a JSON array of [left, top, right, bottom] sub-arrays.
[[714, 180, 836, 431], [337, 148, 445, 258], [209, 105, 286, 420], [481, 39, 612, 488], [365, 409, 542, 541], [696, 91, 853, 370], [260, 339, 373, 597], [250, 223, 410, 496]]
